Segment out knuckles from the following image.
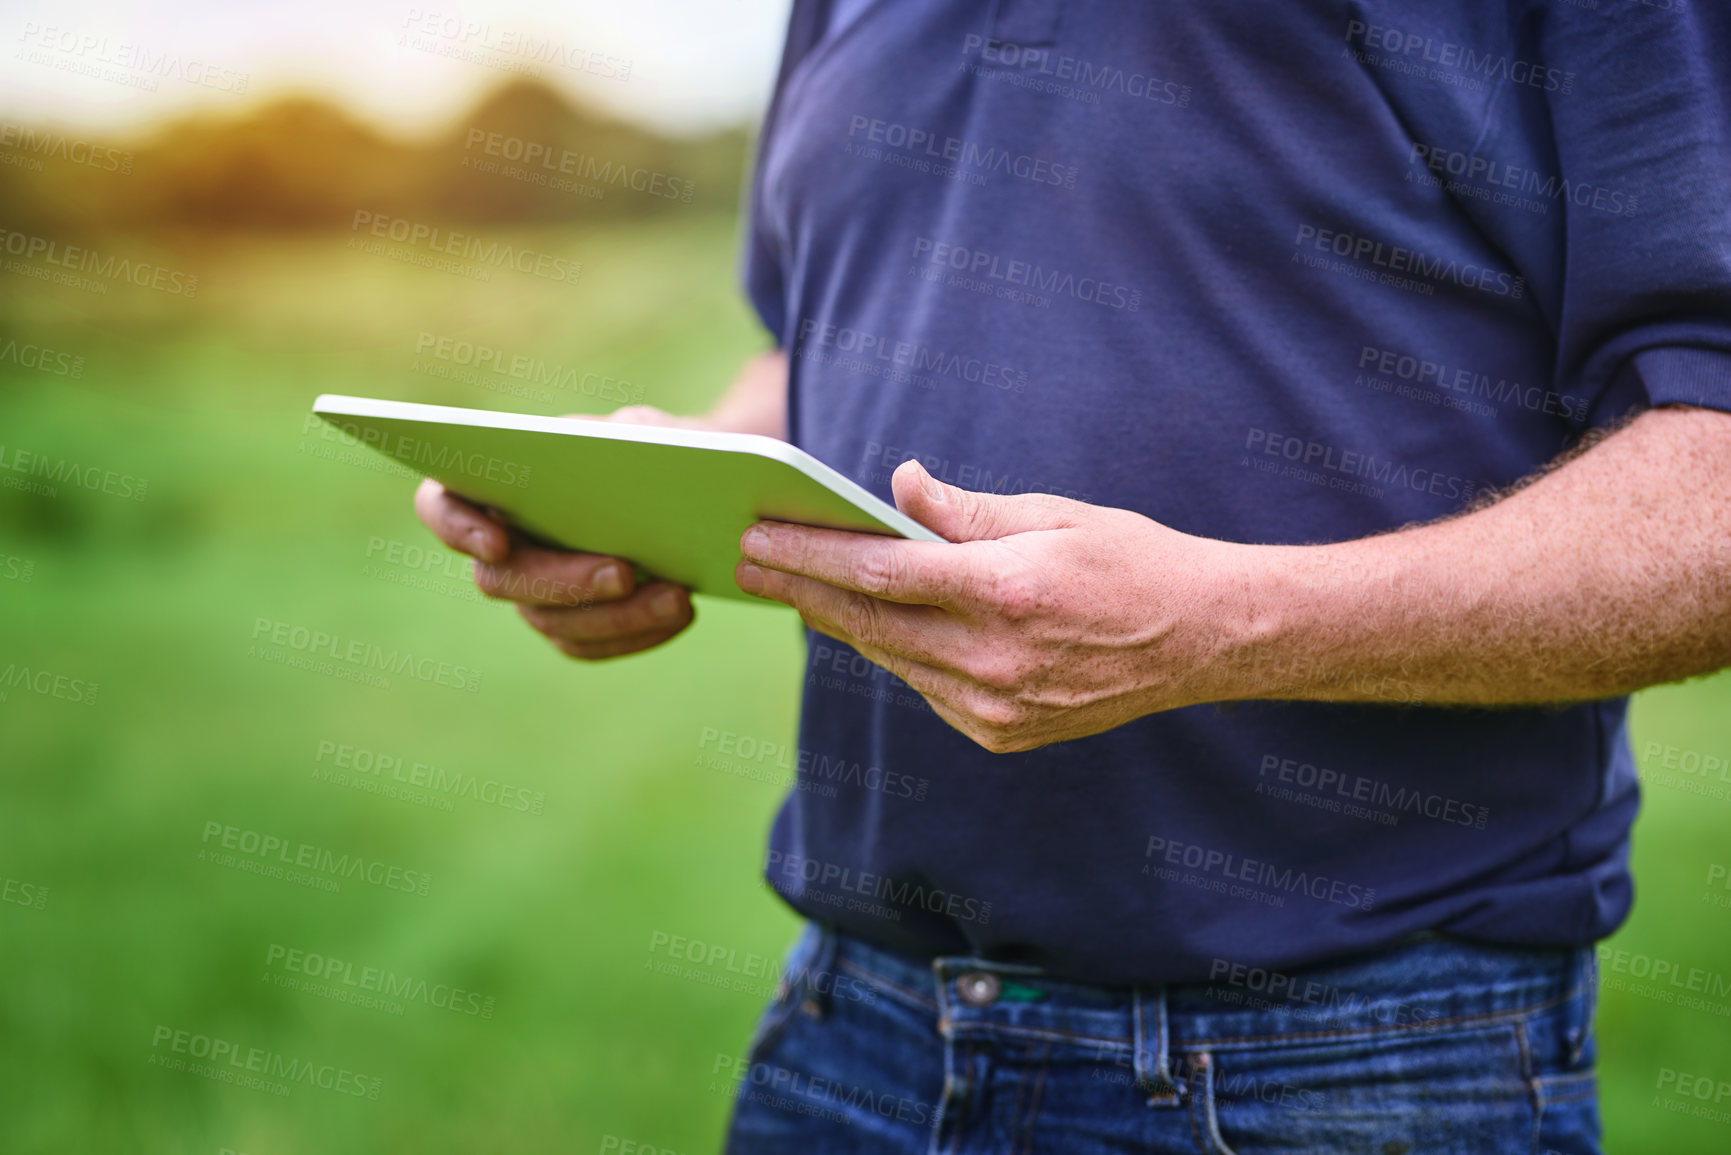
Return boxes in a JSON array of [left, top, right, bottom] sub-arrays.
[[472, 561, 511, 599], [967, 720, 1037, 755], [968, 693, 1029, 732], [964, 650, 1034, 693], [940, 672, 1049, 754], [838, 594, 883, 644], [851, 540, 907, 598], [981, 566, 1041, 621], [951, 688, 1034, 754]]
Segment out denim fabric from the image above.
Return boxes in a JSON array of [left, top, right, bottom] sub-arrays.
[[723, 922, 1600, 1154]]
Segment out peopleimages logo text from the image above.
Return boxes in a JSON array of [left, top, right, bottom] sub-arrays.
[[0, 444, 146, 499], [265, 944, 496, 1017], [1408, 144, 1637, 217], [796, 318, 1028, 394], [1344, 21, 1574, 94], [349, 211, 581, 284], [462, 130, 693, 201], [200, 820, 433, 896], [1144, 836, 1377, 910], [0, 338, 84, 377], [1245, 428, 1485, 503], [911, 237, 1140, 311], [250, 618, 483, 693], [318, 416, 532, 488], [0, 662, 99, 706], [846, 115, 1078, 189], [1356, 345, 1585, 420], [959, 35, 1190, 107], [0, 227, 197, 295], [766, 850, 993, 924], [0, 121, 133, 172], [1258, 754, 1490, 829], [149, 1025, 380, 1098], [1294, 224, 1525, 299]]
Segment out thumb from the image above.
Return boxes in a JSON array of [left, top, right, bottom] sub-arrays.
[[891, 459, 1080, 542]]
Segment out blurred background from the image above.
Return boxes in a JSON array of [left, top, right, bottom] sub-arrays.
[[0, 1, 1727, 1151]]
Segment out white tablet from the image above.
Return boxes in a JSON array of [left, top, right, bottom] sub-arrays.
[[312, 394, 945, 603]]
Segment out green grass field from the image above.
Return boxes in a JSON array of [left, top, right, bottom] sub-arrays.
[[1, 216, 1728, 1153]]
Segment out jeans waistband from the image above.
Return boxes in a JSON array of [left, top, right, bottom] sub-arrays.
[[785, 922, 1593, 1068]]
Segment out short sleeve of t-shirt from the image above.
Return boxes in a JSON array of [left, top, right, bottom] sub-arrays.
[[1534, 0, 1731, 418]]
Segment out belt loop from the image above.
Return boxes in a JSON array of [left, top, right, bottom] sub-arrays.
[[1133, 986, 1180, 1106]]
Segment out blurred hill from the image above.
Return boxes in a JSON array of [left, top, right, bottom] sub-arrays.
[[0, 80, 749, 231]]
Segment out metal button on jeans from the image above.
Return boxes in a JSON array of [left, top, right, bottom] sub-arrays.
[[957, 972, 1000, 1006]]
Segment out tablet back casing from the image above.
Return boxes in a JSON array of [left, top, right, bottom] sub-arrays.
[[312, 395, 944, 603]]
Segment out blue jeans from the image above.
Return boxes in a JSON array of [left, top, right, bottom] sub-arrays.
[[722, 922, 1600, 1154]]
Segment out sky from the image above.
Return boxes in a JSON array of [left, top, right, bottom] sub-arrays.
[[2, 0, 793, 139]]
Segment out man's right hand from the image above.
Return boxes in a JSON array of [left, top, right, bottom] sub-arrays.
[[412, 405, 698, 661]]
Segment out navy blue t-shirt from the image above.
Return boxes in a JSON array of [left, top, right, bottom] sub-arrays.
[[743, 0, 1731, 986]]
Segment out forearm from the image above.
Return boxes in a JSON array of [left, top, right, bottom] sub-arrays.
[[702, 349, 788, 438], [1200, 406, 1731, 707]]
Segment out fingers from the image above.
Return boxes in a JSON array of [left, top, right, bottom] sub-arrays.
[[548, 625, 691, 661], [846, 635, 1039, 755], [413, 468, 692, 663], [415, 478, 635, 604], [738, 521, 982, 607], [890, 459, 1082, 543], [517, 582, 694, 658], [517, 582, 690, 639], [414, 479, 510, 565], [737, 561, 966, 666], [473, 545, 636, 606]]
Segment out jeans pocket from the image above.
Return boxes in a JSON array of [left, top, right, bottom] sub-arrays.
[[743, 923, 824, 1065], [1195, 1023, 1539, 1155], [1530, 975, 1602, 1155], [742, 989, 802, 1068], [1533, 1069, 1601, 1155]]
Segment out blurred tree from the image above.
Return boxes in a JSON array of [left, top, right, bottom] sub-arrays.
[[0, 80, 748, 232]]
